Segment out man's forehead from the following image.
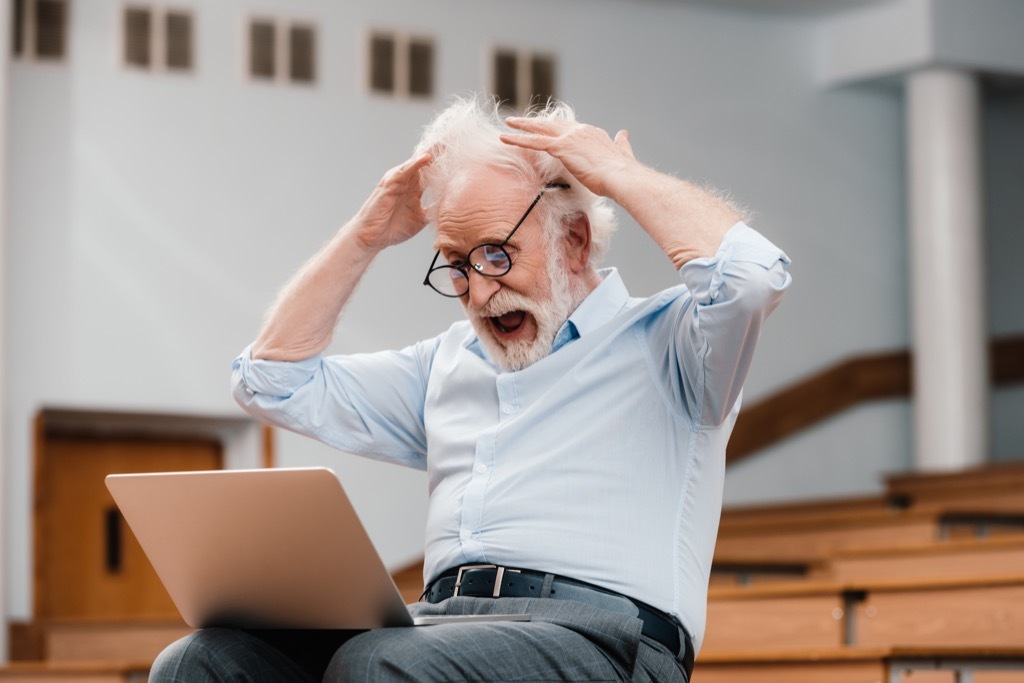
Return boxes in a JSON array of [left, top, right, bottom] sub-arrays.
[[433, 170, 534, 250], [433, 205, 515, 251]]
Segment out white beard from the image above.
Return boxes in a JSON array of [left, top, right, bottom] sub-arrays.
[[468, 251, 585, 372]]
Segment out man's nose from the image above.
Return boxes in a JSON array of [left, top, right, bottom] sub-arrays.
[[465, 269, 500, 308]]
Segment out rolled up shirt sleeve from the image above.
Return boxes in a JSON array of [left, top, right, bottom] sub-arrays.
[[231, 337, 440, 469], [233, 348, 322, 399], [676, 221, 792, 426]]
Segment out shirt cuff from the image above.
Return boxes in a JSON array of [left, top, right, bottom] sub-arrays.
[[232, 344, 323, 398], [679, 221, 790, 304]]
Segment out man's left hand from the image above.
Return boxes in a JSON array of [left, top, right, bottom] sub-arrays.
[[500, 118, 637, 200]]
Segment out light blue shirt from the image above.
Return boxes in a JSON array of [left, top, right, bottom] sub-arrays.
[[232, 222, 791, 652]]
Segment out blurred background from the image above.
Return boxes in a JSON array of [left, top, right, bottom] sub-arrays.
[[1, 0, 1022, 669]]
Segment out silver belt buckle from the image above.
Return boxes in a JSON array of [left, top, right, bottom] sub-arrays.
[[453, 564, 520, 598]]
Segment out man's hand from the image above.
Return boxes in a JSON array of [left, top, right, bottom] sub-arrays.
[[251, 152, 432, 361], [500, 118, 636, 200], [351, 152, 433, 252], [502, 116, 741, 268]]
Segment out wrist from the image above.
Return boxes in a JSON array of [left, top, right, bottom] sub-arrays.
[[342, 219, 389, 261]]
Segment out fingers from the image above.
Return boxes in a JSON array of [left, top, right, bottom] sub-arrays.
[[409, 150, 433, 169], [501, 116, 572, 150], [397, 151, 433, 180], [380, 151, 432, 195], [504, 116, 566, 134], [498, 131, 549, 152], [502, 117, 620, 154]]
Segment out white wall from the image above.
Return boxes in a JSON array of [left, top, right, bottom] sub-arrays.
[[0, 0, 11, 660], [3, 0, 1022, 632], [985, 88, 1024, 463]]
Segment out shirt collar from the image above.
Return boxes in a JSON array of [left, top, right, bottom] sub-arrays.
[[550, 268, 629, 352], [565, 268, 629, 338]]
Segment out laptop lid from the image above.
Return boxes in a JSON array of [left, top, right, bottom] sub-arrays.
[[105, 467, 414, 630]]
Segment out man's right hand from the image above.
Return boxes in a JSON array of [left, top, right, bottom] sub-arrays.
[[352, 152, 433, 253], [251, 152, 433, 361]]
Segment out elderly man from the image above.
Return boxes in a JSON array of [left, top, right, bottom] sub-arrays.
[[151, 97, 790, 682]]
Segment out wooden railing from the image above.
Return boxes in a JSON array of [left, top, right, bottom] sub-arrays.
[[726, 333, 1024, 465]]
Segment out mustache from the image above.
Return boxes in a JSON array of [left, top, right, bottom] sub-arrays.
[[471, 289, 540, 319]]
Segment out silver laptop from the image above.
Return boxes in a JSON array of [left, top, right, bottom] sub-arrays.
[[106, 467, 527, 630]]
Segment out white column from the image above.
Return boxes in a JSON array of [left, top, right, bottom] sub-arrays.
[[905, 68, 989, 471]]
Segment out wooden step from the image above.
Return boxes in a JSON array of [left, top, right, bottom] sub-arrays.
[[695, 646, 1024, 683], [715, 506, 1024, 565], [696, 646, 891, 683], [887, 461, 1024, 509], [42, 620, 191, 664], [704, 586, 845, 653], [720, 493, 906, 530], [713, 510, 941, 563], [918, 490, 1024, 517], [851, 578, 1024, 649], [710, 558, 815, 586], [705, 575, 1024, 654], [0, 661, 149, 683], [813, 535, 1024, 583]]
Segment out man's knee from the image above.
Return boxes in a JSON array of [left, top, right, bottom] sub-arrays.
[[323, 634, 411, 679], [326, 629, 436, 682], [324, 623, 616, 682], [150, 629, 230, 682], [150, 628, 282, 683]]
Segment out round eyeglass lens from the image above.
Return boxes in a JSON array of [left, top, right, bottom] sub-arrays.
[[429, 267, 467, 296], [471, 245, 511, 276]]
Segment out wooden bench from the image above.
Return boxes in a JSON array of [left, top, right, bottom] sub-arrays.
[[718, 461, 1024, 538], [719, 493, 908, 530], [814, 535, 1024, 583], [38, 620, 191, 664], [696, 646, 891, 683], [695, 646, 1024, 683], [716, 503, 1024, 566], [0, 661, 149, 683], [704, 580, 849, 653], [710, 558, 815, 587], [704, 574, 1024, 653], [713, 508, 944, 564], [2, 619, 190, 683], [850, 576, 1024, 649], [887, 461, 1024, 512]]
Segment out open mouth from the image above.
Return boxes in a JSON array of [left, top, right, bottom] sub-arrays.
[[490, 310, 527, 335]]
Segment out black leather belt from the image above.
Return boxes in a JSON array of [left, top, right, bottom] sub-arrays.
[[423, 564, 693, 679]]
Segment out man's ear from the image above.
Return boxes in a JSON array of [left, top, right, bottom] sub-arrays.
[[562, 212, 592, 274]]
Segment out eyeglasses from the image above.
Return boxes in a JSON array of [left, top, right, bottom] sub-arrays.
[[423, 183, 570, 298]]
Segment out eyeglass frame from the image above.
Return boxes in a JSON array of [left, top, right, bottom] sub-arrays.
[[422, 182, 571, 298]]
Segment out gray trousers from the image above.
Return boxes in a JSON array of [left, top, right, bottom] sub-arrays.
[[150, 597, 690, 682]]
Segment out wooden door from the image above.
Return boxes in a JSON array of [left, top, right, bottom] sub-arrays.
[[38, 435, 222, 621]]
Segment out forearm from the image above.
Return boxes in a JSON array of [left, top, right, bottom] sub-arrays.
[[251, 222, 379, 361], [250, 152, 431, 361], [608, 161, 743, 270]]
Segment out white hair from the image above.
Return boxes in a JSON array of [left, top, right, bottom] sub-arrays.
[[414, 95, 618, 266]]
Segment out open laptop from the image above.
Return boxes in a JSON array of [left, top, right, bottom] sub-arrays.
[[105, 467, 528, 630]]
